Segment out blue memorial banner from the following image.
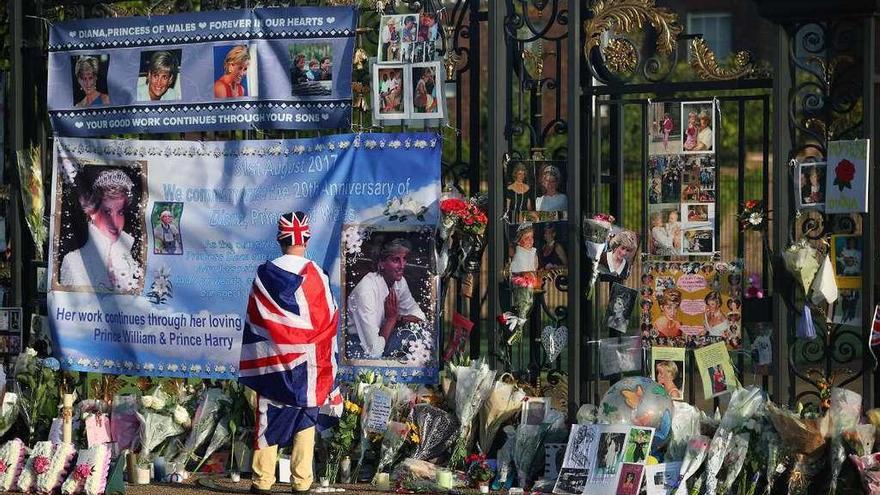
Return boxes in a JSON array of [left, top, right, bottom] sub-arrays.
[[48, 133, 441, 383], [48, 7, 356, 136]]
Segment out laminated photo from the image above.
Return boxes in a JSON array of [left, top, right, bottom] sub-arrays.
[[651, 347, 686, 401], [694, 341, 738, 399]]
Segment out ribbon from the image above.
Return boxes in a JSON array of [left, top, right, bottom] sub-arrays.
[[796, 304, 816, 340]]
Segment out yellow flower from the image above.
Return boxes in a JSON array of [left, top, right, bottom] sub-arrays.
[[646, 456, 659, 465], [344, 400, 361, 415], [410, 432, 420, 444]]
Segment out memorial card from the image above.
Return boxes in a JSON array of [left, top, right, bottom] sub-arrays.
[[825, 139, 870, 213]]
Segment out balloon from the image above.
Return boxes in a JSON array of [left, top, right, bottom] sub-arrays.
[[598, 376, 675, 448]]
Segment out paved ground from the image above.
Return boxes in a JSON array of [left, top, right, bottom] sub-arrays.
[[124, 476, 482, 494]]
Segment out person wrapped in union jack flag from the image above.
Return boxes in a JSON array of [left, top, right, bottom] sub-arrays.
[[239, 211, 341, 495]]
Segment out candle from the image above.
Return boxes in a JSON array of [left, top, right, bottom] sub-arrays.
[[62, 394, 74, 443], [436, 469, 452, 489], [376, 472, 391, 490]]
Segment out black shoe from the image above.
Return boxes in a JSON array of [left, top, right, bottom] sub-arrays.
[[250, 486, 273, 494]]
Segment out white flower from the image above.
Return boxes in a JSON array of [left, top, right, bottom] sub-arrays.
[[365, 140, 378, 149], [388, 140, 401, 149], [748, 212, 763, 225], [123, 361, 134, 370], [25, 348, 37, 358], [143, 363, 155, 371], [77, 358, 90, 366], [102, 359, 115, 367], [168, 364, 179, 372], [173, 405, 191, 427], [189, 364, 202, 373], [141, 395, 155, 409], [414, 140, 428, 149], [214, 365, 226, 373]]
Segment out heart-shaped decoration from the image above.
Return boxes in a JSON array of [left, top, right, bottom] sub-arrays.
[[68, 31, 77, 38], [198, 22, 207, 29], [541, 325, 568, 362], [326, 16, 336, 24], [74, 121, 84, 129], [321, 113, 330, 120]]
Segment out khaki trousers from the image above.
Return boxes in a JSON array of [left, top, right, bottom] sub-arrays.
[[251, 426, 316, 491]]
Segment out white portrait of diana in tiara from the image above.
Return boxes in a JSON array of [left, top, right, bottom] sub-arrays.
[[55, 163, 147, 294]]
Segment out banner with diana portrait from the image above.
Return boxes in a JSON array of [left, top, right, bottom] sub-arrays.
[[48, 133, 440, 380]]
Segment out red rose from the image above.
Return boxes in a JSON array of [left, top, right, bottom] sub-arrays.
[[744, 200, 759, 209], [836, 159, 856, 182]]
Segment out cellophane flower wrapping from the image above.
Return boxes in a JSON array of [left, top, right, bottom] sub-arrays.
[[110, 395, 140, 451], [668, 401, 701, 461], [513, 423, 550, 488], [15, 146, 47, 258], [582, 217, 611, 300], [672, 435, 710, 495], [0, 438, 26, 491], [702, 386, 765, 495], [843, 424, 876, 457], [372, 421, 410, 482], [448, 360, 496, 468], [765, 402, 828, 455], [174, 388, 229, 467], [715, 433, 749, 495], [830, 387, 862, 493], [137, 409, 185, 461], [478, 380, 526, 452], [494, 425, 517, 488], [195, 419, 230, 472], [782, 241, 820, 294], [810, 255, 839, 305], [0, 392, 19, 439], [410, 404, 457, 461], [849, 453, 880, 495]]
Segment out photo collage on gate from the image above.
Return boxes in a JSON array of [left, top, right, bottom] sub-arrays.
[[646, 101, 717, 258], [373, 12, 444, 120], [505, 158, 570, 278]]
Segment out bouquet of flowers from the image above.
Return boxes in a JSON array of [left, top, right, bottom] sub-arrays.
[[438, 194, 488, 283], [16, 146, 47, 258], [13, 349, 61, 444], [371, 421, 411, 483], [583, 214, 614, 300], [478, 380, 526, 453], [702, 386, 766, 495], [736, 200, 769, 232], [849, 453, 880, 494], [448, 359, 496, 468], [136, 386, 192, 464], [465, 453, 494, 488], [410, 403, 457, 461], [829, 387, 862, 493], [672, 435, 710, 495], [513, 423, 550, 489], [173, 388, 229, 470], [782, 240, 820, 295]]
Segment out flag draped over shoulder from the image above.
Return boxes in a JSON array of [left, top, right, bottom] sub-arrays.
[[239, 259, 339, 408]]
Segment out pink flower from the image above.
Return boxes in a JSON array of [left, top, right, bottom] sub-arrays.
[[0, 459, 7, 474], [73, 463, 92, 481], [33, 456, 50, 475]]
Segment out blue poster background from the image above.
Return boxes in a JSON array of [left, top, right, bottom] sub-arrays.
[[48, 133, 440, 381], [48, 7, 356, 136]]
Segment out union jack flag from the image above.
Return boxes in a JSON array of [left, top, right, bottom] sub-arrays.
[[871, 305, 880, 347], [277, 212, 311, 246], [239, 258, 339, 409]]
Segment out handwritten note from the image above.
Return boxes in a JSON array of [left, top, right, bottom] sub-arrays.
[[365, 390, 393, 433]]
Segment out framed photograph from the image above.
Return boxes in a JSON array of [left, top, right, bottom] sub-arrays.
[[372, 64, 409, 120], [503, 160, 535, 222], [831, 234, 863, 288], [0, 333, 21, 355], [36, 266, 48, 293], [796, 162, 827, 209], [681, 225, 714, 256], [136, 49, 182, 102], [521, 397, 548, 425], [212, 44, 257, 99], [606, 283, 637, 334], [30, 313, 52, 355], [340, 226, 437, 373], [834, 289, 862, 325], [680, 101, 715, 154], [647, 101, 682, 155], [52, 159, 148, 294], [409, 62, 444, 120], [378, 15, 405, 64], [70, 54, 112, 107], [150, 202, 184, 255], [598, 229, 639, 281], [0, 307, 21, 332], [535, 161, 568, 212], [651, 346, 685, 400], [288, 43, 333, 97]]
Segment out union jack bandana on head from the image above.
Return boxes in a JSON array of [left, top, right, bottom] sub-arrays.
[[277, 211, 311, 247]]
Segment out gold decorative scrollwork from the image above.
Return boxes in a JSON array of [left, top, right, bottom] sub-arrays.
[[584, 0, 682, 60], [603, 38, 638, 74], [689, 38, 756, 81]]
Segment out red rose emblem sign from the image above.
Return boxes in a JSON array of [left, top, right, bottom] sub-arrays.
[[833, 158, 856, 191]]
